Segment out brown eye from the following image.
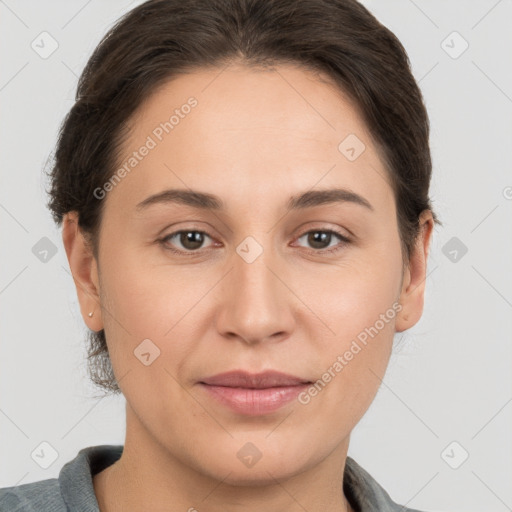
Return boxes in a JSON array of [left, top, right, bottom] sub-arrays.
[[161, 230, 213, 252], [295, 229, 350, 253], [307, 231, 332, 249]]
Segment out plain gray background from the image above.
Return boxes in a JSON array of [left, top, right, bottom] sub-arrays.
[[1, 1, 511, 511]]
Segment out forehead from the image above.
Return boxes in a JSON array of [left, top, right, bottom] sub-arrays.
[[108, 63, 392, 214], [130, 63, 372, 147]]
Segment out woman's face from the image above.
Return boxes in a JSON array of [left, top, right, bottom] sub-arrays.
[[67, 63, 431, 483]]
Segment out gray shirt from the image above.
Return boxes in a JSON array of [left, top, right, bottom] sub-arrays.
[[0, 445, 425, 511]]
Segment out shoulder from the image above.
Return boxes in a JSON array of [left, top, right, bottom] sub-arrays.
[[0, 478, 65, 511], [344, 456, 427, 512], [0, 444, 123, 512]]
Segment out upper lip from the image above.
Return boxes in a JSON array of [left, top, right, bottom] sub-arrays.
[[200, 370, 311, 389]]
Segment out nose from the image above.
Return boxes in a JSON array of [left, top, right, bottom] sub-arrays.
[[214, 243, 295, 346]]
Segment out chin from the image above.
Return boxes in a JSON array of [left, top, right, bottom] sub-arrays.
[[191, 439, 315, 486], [203, 459, 306, 487]]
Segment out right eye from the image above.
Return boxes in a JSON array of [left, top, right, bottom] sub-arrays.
[[159, 230, 217, 254]]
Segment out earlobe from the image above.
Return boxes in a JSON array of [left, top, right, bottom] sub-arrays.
[[395, 211, 434, 333], [62, 212, 103, 332]]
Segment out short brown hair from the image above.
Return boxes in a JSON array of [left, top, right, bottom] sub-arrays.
[[46, 0, 441, 396]]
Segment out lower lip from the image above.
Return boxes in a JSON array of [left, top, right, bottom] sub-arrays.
[[198, 383, 310, 415]]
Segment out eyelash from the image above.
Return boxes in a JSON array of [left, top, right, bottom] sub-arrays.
[[158, 228, 351, 257]]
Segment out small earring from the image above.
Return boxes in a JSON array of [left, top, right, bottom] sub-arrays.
[[88, 311, 94, 317]]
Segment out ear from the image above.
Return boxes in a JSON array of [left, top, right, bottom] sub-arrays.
[[62, 212, 103, 332], [395, 210, 434, 333]]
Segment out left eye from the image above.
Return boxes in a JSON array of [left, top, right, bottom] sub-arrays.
[[295, 230, 349, 252]]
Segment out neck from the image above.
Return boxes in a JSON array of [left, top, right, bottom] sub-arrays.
[[93, 404, 355, 512]]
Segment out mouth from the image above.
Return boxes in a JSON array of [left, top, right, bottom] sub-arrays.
[[200, 369, 311, 388], [198, 370, 312, 415]]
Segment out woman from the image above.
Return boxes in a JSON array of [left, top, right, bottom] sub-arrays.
[[0, 0, 440, 510]]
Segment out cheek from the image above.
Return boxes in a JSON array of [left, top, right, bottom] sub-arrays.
[[98, 248, 209, 387], [302, 239, 402, 339], [100, 246, 186, 334], [298, 239, 402, 406]]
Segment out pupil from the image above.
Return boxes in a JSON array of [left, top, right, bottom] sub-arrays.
[[182, 231, 203, 250], [309, 231, 330, 249]]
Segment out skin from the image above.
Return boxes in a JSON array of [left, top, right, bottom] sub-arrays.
[[62, 62, 433, 512]]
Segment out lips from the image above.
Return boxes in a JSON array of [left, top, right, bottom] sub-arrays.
[[198, 370, 312, 415], [200, 370, 311, 389]]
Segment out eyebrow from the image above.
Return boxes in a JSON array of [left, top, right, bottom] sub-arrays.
[[135, 187, 374, 213]]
